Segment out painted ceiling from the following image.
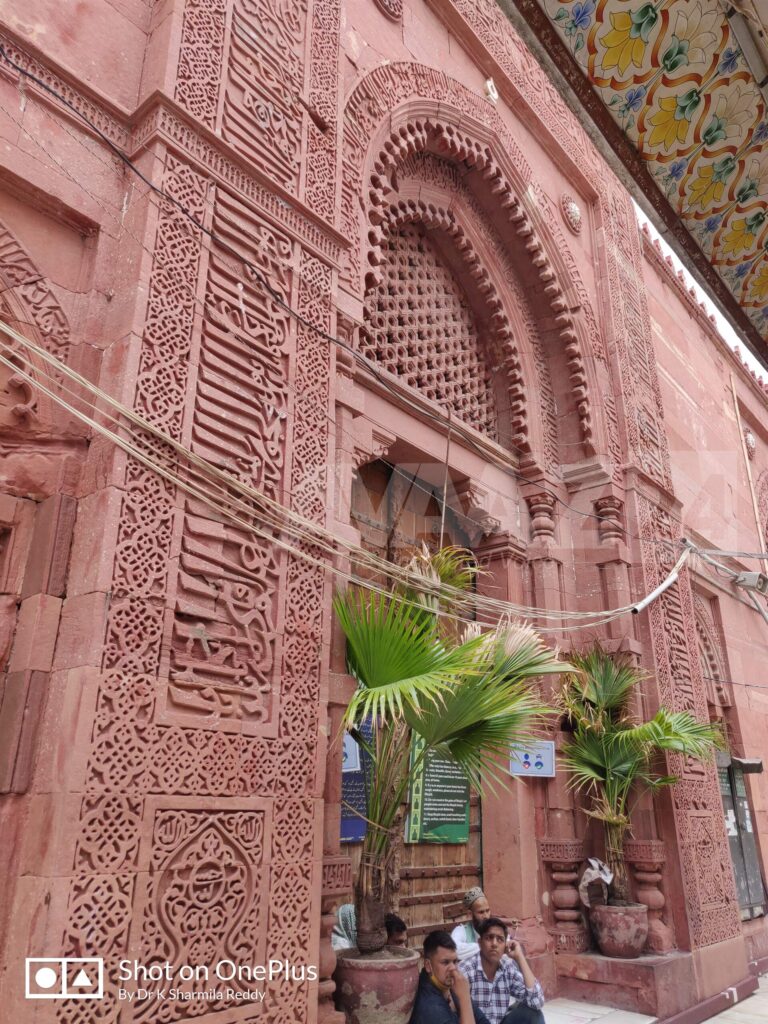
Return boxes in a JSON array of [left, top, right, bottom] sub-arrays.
[[528, 0, 768, 356]]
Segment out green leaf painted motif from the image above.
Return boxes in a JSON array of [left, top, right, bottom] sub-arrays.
[[745, 211, 766, 234], [661, 37, 690, 73], [574, 32, 585, 53], [713, 155, 737, 183], [702, 115, 727, 146], [737, 180, 759, 204], [674, 89, 701, 122], [554, 7, 569, 20], [630, 4, 659, 43]]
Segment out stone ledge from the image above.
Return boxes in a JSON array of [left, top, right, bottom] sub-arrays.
[[555, 950, 696, 1018], [657, 972, 757, 1024]]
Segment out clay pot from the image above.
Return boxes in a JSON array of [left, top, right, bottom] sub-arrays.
[[590, 902, 648, 958], [334, 946, 420, 1024]]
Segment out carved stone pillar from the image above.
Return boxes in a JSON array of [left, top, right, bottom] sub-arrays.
[[594, 495, 636, 646], [526, 492, 556, 543], [624, 838, 674, 952], [539, 839, 589, 953], [318, 856, 352, 1024], [524, 492, 563, 642]]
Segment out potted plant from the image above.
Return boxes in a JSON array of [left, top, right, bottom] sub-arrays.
[[333, 546, 568, 1024], [558, 645, 722, 958]]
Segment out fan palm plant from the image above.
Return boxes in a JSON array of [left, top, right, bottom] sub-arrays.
[[334, 545, 568, 955], [558, 645, 723, 903]]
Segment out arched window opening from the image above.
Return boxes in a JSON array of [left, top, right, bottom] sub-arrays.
[[362, 222, 500, 443]]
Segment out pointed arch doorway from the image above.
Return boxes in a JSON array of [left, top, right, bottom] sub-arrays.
[[348, 458, 483, 942]]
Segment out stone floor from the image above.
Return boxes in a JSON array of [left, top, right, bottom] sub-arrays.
[[543, 974, 768, 1024], [698, 974, 768, 1023], [544, 997, 655, 1024]]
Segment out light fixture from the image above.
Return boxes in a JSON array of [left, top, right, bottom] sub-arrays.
[[734, 571, 768, 595]]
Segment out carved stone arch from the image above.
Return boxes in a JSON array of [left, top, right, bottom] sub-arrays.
[[368, 185, 561, 472], [379, 155, 560, 470], [342, 66, 600, 460], [0, 217, 75, 434]]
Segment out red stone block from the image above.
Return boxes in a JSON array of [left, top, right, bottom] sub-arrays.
[[21, 494, 76, 599], [556, 949, 697, 1017], [65, 487, 123, 597], [7, 594, 62, 674], [52, 592, 108, 671], [0, 670, 29, 792], [9, 670, 48, 793]]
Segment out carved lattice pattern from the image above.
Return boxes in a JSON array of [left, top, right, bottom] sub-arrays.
[[362, 223, 498, 439]]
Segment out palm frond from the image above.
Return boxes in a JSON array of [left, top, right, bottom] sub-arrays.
[[334, 588, 488, 727], [493, 618, 573, 680], [563, 647, 644, 720], [610, 709, 723, 759], [402, 543, 479, 618]]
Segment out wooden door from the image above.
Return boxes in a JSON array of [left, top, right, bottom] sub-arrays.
[[347, 460, 482, 938]]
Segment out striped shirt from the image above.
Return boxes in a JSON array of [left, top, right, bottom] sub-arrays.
[[459, 952, 545, 1024]]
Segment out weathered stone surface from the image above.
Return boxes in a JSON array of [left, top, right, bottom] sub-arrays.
[[0, 3, 765, 1023]]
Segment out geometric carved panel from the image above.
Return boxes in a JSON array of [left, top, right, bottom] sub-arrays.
[[165, 518, 283, 729], [363, 222, 499, 440], [223, 0, 308, 193]]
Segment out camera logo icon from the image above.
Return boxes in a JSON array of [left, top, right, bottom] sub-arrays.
[[25, 958, 104, 999]]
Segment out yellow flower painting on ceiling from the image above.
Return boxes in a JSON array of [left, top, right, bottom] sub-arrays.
[[543, 0, 768, 333]]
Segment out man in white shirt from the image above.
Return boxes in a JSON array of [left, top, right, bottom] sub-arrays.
[[450, 887, 491, 961]]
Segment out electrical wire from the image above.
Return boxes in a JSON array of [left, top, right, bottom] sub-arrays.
[[0, 342, 636, 634], [0, 42, 638, 536], [2, 41, 762, 576], [0, 317, 675, 629], [0, 76, 696, 563], [0, 90, 632, 548], [698, 548, 768, 560], [0, 331, 638, 630]]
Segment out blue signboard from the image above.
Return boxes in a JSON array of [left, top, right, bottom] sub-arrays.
[[340, 718, 373, 843], [509, 740, 556, 778]]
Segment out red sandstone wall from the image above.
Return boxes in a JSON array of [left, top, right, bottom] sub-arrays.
[[643, 243, 768, 964], [0, 2, 765, 1022]]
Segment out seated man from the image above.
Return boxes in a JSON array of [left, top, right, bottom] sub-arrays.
[[332, 906, 408, 951], [330, 903, 357, 951], [459, 917, 545, 1024], [410, 930, 491, 1024], [451, 887, 491, 961], [386, 912, 408, 947]]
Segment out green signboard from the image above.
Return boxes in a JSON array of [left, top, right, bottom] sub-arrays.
[[405, 735, 470, 844]]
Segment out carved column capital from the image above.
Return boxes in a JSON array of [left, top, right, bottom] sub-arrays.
[[525, 492, 556, 542], [624, 839, 674, 952], [352, 425, 396, 472], [594, 495, 624, 543], [455, 480, 501, 543], [318, 856, 353, 1024], [538, 838, 589, 953]]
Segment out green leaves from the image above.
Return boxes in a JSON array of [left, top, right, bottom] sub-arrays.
[[334, 587, 486, 728], [558, 646, 723, 846], [335, 547, 570, 950], [630, 3, 659, 43]]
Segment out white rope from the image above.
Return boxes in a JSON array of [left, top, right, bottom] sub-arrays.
[[0, 320, 684, 630]]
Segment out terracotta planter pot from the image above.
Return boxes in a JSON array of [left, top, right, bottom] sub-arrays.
[[334, 946, 420, 1024], [590, 902, 648, 958]]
